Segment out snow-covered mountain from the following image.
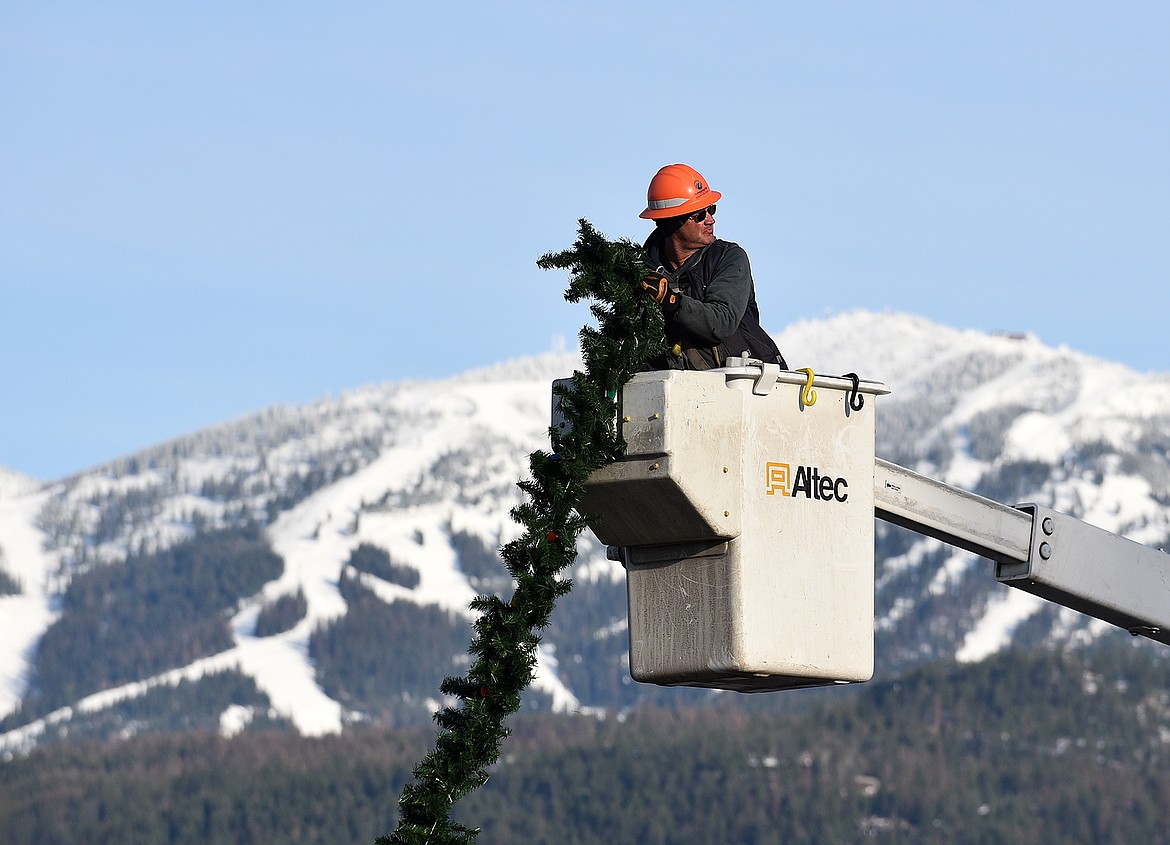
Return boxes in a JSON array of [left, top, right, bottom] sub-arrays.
[[2, 311, 1168, 756]]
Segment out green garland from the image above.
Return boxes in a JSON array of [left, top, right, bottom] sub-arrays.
[[380, 220, 666, 844]]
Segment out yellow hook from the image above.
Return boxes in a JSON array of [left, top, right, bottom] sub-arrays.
[[796, 368, 817, 406]]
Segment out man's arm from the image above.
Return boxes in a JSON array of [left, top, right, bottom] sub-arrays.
[[669, 244, 753, 344]]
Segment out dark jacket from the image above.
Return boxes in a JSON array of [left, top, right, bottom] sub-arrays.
[[642, 232, 786, 370]]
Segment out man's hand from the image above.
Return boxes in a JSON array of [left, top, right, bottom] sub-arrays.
[[642, 271, 681, 314]]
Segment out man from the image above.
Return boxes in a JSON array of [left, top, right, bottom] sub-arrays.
[[639, 163, 787, 371]]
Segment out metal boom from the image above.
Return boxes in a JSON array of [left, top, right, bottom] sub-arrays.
[[874, 457, 1170, 646]]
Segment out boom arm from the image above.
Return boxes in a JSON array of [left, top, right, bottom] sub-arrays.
[[874, 458, 1170, 645]]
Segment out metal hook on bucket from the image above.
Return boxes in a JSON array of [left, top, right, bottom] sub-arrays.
[[843, 372, 865, 412], [796, 368, 817, 406]]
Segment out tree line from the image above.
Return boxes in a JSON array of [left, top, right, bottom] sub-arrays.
[[3, 645, 1169, 844]]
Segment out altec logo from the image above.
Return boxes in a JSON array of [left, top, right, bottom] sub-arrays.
[[765, 461, 849, 503]]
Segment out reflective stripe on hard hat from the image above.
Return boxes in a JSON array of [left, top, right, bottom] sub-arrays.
[[647, 196, 690, 210]]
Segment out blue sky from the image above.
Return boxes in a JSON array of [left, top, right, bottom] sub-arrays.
[[3, 3, 1168, 480]]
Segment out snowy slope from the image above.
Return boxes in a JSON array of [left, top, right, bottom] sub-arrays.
[[231, 371, 587, 734], [0, 468, 42, 500], [2, 314, 1169, 753], [0, 473, 58, 723], [0, 352, 598, 752]]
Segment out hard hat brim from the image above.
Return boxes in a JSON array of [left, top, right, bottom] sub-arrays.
[[639, 189, 722, 220]]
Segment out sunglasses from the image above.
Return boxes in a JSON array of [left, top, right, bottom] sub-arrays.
[[687, 204, 717, 222]]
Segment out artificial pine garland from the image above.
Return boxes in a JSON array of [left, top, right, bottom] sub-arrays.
[[380, 220, 666, 844]]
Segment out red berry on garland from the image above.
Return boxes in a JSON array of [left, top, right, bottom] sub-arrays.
[[479, 686, 490, 698], [547, 531, 559, 542]]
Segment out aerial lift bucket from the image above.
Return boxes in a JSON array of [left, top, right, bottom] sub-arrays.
[[556, 363, 889, 692]]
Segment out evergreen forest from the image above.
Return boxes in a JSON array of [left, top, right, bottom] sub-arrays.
[[3, 645, 1169, 844], [5, 526, 283, 726]]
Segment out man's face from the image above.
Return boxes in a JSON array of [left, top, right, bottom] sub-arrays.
[[673, 207, 716, 251]]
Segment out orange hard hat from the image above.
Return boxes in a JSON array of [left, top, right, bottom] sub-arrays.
[[639, 163, 722, 220]]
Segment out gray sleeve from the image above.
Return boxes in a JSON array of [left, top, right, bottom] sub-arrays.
[[671, 244, 752, 344]]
